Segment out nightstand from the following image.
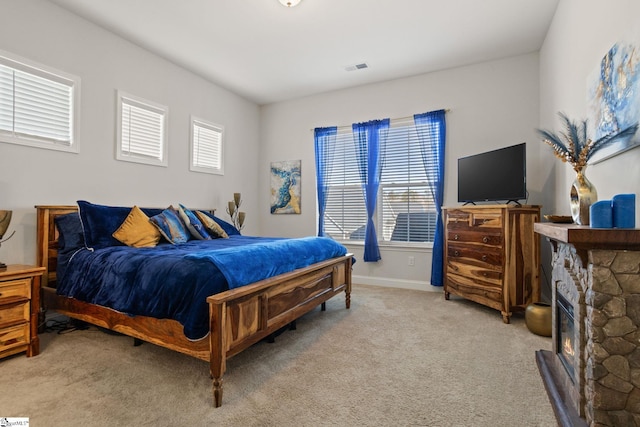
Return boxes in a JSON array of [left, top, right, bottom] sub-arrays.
[[0, 265, 46, 359]]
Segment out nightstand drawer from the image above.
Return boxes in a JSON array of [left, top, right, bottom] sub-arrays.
[[0, 323, 29, 351], [0, 300, 30, 326], [0, 265, 45, 359], [0, 278, 32, 300]]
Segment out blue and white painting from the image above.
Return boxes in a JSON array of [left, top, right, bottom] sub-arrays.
[[270, 160, 301, 214], [587, 38, 640, 163]]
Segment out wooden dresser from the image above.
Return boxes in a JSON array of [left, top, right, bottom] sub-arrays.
[[0, 264, 46, 359], [443, 205, 540, 323]]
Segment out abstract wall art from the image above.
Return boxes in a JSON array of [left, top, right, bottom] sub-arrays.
[[270, 160, 301, 214], [587, 37, 640, 164]]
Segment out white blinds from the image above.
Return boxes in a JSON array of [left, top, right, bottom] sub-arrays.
[[380, 121, 436, 242], [191, 118, 223, 174], [0, 61, 75, 147], [117, 92, 167, 166], [324, 130, 367, 240], [323, 119, 437, 243]]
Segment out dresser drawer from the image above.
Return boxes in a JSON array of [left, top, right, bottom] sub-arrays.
[[0, 323, 29, 351], [0, 278, 31, 300], [445, 274, 503, 311], [447, 243, 503, 266], [447, 260, 502, 285], [447, 230, 503, 246], [445, 208, 503, 230]]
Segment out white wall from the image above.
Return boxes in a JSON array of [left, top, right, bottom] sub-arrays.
[[0, 0, 260, 266], [537, 0, 640, 300], [539, 0, 640, 220], [259, 53, 542, 290]]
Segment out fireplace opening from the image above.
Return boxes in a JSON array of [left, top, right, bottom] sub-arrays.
[[557, 294, 577, 384]]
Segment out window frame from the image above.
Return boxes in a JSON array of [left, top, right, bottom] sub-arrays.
[[190, 116, 224, 175], [116, 90, 168, 167], [0, 49, 81, 153]]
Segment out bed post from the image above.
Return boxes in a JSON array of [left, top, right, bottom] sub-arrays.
[[209, 300, 226, 407], [345, 257, 352, 309]]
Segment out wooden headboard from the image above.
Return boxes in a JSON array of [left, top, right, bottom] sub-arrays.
[[35, 205, 78, 289]]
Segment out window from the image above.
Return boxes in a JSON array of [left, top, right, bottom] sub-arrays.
[[322, 119, 439, 245], [0, 50, 80, 152], [116, 91, 168, 167], [190, 116, 223, 175]]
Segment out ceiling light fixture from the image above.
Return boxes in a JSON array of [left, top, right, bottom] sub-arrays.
[[278, 0, 301, 7]]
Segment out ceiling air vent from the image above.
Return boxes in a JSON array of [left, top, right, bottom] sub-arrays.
[[345, 63, 369, 72]]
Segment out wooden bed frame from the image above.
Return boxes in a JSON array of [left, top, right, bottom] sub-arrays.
[[35, 205, 352, 407]]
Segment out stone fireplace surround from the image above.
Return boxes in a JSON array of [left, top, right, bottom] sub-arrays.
[[535, 223, 640, 427]]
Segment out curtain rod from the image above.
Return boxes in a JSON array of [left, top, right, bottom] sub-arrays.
[[310, 108, 450, 132]]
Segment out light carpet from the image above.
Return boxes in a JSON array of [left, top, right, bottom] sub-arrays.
[[1, 284, 555, 426]]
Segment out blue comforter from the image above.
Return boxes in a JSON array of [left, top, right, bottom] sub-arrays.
[[57, 235, 348, 340]]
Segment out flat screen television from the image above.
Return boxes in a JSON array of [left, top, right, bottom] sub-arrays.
[[457, 142, 527, 204]]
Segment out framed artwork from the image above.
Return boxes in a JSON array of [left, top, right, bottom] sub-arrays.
[[270, 160, 301, 214], [587, 37, 640, 164]]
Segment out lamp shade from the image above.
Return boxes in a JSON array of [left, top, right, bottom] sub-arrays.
[[278, 0, 301, 7], [0, 210, 11, 238]]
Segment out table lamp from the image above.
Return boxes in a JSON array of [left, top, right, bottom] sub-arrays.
[[0, 210, 15, 269]]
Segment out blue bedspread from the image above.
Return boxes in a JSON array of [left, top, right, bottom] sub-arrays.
[[185, 236, 348, 289], [57, 235, 349, 340]]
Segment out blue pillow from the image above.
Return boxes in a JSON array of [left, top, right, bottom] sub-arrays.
[[199, 210, 241, 236], [55, 212, 85, 252], [178, 204, 211, 240], [77, 200, 163, 249], [149, 207, 191, 244]]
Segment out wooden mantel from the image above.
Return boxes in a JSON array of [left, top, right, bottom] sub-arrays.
[[534, 223, 640, 267]]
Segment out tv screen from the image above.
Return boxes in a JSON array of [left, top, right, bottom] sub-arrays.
[[457, 143, 527, 204]]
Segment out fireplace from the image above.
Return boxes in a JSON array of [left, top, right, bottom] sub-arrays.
[[556, 294, 576, 384], [534, 222, 640, 427]]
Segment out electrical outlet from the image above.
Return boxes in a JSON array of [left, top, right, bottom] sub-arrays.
[[408, 256, 415, 266]]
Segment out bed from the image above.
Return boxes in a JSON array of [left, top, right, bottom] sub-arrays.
[[35, 204, 353, 407]]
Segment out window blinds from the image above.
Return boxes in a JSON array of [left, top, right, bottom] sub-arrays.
[[191, 118, 223, 174], [322, 119, 437, 243], [0, 62, 74, 146]]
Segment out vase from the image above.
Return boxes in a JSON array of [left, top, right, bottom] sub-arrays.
[[525, 302, 552, 337], [570, 169, 597, 225]]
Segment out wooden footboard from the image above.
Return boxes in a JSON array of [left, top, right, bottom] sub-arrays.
[[207, 253, 351, 406], [35, 205, 352, 407]]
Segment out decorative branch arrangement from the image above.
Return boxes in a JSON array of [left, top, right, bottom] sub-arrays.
[[226, 192, 246, 231], [537, 112, 638, 173]]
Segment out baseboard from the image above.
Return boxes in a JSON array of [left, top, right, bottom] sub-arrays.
[[352, 275, 442, 292]]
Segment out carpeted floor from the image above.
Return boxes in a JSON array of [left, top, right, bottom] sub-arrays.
[[1, 284, 555, 426]]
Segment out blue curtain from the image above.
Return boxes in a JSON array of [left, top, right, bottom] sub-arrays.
[[352, 119, 390, 262], [413, 110, 447, 286], [314, 126, 337, 237]]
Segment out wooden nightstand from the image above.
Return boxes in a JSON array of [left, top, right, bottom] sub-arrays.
[[0, 264, 46, 359]]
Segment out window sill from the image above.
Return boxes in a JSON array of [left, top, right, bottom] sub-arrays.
[[338, 240, 433, 251]]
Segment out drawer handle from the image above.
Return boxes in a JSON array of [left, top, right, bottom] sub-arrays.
[[482, 236, 489, 243], [482, 255, 487, 261], [454, 250, 460, 257], [454, 234, 459, 240]]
